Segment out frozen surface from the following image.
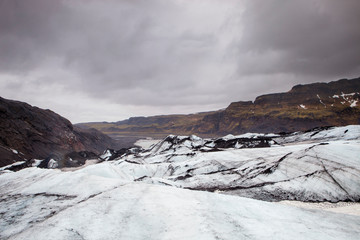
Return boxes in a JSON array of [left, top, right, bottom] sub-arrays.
[[1, 125, 360, 239], [276, 125, 360, 144], [100, 149, 112, 160], [106, 125, 360, 202], [135, 138, 161, 149], [1, 178, 360, 240], [279, 201, 360, 216]]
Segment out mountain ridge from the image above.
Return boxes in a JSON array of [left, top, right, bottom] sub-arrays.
[[78, 77, 360, 138]]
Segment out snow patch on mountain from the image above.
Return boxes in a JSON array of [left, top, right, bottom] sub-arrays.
[[350, 100, 358, 107]]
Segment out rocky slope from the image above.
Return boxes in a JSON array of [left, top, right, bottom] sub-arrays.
[[200, 78, 360, 134], [79, 77, 360, 138], [0, 97, 121, 168]]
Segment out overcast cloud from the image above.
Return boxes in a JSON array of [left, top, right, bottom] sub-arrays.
[[0, 0, 359, 123]]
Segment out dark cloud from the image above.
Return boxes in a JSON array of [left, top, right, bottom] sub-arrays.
[[0, 0, 359, 122], [238, 0, 360, 77]]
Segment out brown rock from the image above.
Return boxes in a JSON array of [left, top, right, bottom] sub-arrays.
[[80, 77, 360, 137], [0, 97, 121, 167]]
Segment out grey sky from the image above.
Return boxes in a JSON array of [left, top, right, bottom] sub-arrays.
[[1, 0, 359, 123]]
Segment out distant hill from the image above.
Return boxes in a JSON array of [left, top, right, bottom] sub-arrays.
[[78, 77, 360, 138], [0, 97, 122, 167]]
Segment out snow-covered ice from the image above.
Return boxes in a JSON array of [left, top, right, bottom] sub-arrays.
[[100, 149, 112, 160], [278, 201, 360, 216], [135, 138, 161, 149], [1, 176, 360, 240], [1, 125, 360, 239]]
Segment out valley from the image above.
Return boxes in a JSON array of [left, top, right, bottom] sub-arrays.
[[1, 78, 359, 240]]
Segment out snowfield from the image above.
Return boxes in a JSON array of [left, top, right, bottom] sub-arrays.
[[1, 125, 360, 239], [1, 173, 360, 240], [100, 125, 360, 202]]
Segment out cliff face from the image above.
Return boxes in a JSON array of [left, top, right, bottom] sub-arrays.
[[80, 77, 360, 138], [202, 78, 360, 134], [0, 97, 120, 167]]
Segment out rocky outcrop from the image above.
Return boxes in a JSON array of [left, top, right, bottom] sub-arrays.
[[0, 97, 121, 167], [79, 77, 360, 137]]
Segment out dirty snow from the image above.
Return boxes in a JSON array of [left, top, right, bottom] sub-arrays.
[[279, 201, 360, 216]]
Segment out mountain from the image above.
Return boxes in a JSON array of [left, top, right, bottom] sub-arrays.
[[0, 96, 121, 168], [77, 111, 218, 139], [78, 77, 360, 138], [1, 125, 359, 239]]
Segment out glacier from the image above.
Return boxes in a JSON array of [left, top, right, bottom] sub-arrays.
[[0, 125, 359, 239]]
